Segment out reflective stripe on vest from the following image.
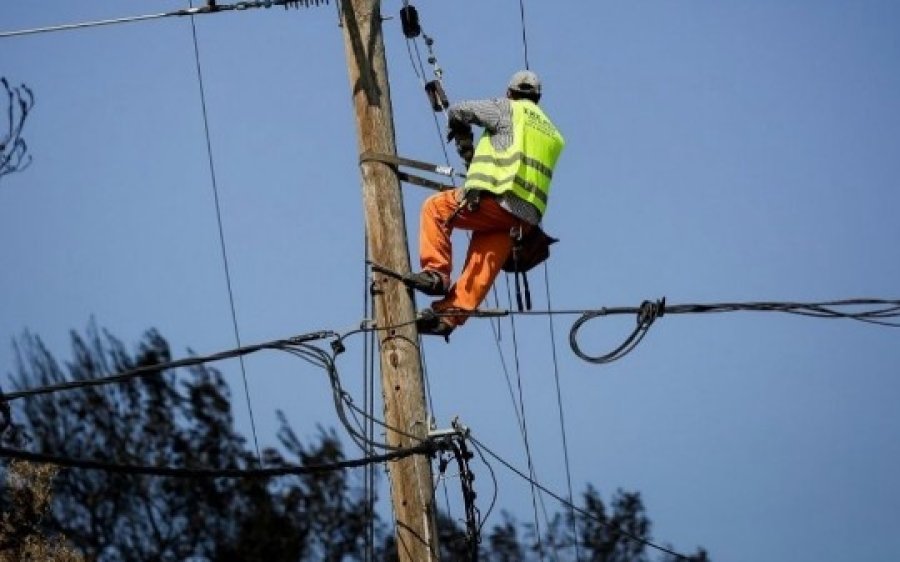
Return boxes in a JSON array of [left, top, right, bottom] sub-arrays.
[[464, 100, 565, 216]]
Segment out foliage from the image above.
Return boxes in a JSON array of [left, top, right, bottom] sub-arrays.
[[0, 460, 83, 562], [3, 324, 375, 561]]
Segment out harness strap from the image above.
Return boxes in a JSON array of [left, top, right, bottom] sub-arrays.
[[509, 226, 533, 312]]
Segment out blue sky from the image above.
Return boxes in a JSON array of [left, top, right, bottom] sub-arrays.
[[2, 1, 899, 560]]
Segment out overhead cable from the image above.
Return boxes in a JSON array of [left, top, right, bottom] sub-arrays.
[[1, 324, 421, 454], [186, 0, 262, 464], [543, 263, 582, 560], [0, 1, 329, 39], [0, 441, 434, 479], [384, 297, 900, 365], [502, 277, 549, 558], [517, 0, 530, 69], [469, 435, 694, 561], [568, 297, 900, 365], [1, 331, 336, 402]]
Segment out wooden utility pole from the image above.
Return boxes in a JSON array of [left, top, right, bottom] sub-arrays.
[[338, 1, 440, 560]]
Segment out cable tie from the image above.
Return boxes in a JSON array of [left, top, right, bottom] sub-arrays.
[[637, 297, 665, 326]]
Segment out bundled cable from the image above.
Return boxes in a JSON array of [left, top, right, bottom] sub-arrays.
[[1, 331, 337, 402], [0, 441, 434, 479], [569, 298, 900, 365]]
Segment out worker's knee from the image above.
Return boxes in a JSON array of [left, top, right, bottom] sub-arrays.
[[423, 190, 457, 218]]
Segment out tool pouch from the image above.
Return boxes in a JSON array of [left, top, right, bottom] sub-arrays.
[[502, 225, 558, 274], [503, 225, 559, 311]]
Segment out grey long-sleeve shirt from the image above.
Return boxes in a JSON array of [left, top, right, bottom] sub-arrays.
[[448, 97, 542, 225]]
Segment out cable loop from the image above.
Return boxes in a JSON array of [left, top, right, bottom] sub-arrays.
[[569, 300, 665, 365]]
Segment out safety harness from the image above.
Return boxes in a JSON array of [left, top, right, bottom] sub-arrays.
[[360, 151, 557, 311]]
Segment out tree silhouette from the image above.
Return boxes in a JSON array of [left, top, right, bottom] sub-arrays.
[[0, 77, 34, 183], [1, 325, 710, 561], [2, 324, 376, 561]]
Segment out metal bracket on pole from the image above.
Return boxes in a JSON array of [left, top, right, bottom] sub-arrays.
[[359, 151, 464, 192], [428, 415, 470, 441]]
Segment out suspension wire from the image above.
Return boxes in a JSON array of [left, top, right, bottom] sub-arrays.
[[402, 13, 455, 172], [517, 0, 530, 70], [419, 345, 437, 431], [400, 298, 900, 365], [469, 436, 695, 561], [410, 36, 432, 85], [0, 11, 176, 38], [2, 332, 336, 402], [0, 1, 330, 39], [15, 296, 873, 403], [0, 441, 435, 479], [362, 230, 375, 562], [470, 435, 499, 536], [482, 302, 565, 550], [187, 3, 262, 466], [503, 277, 547, 559], [567, 297, 900, 364], [543, 263, 581, 560], [276, 344, 410, 453], [367, 283, 377, 562]]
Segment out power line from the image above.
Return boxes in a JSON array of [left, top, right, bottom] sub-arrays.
[[1, 326, 424, 460], [4, 296, 867, 403], [0, 441, 435, 479], [543, 263, 581, 561], [0, 331, 335, 402], [567, 297, 900, 364], [0, 12, 178, 39], [0, 1, 329, 39], [187, 0, 262, 465], [361, 231, 377, 562], [470, 435, 695, 561], [416, 297, 900, 364], [502, 277, 550, 559], [517, 0, 530, 70]]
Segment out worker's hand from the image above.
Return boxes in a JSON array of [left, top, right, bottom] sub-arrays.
[[447, 121, 474, 166], [455, 137, 474, 167], [446, 120, 472, 144]]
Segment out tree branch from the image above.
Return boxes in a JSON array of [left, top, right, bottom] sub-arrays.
[[0, 77, 35, 183]]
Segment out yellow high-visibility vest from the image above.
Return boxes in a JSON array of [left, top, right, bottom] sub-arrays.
[[464, 100, 565, 217]]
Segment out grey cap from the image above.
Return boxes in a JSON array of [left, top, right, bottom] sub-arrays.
[[508, 70, 541, 95]]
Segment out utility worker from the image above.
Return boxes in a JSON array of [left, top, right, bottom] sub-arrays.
[[405, 70, 565, 338]]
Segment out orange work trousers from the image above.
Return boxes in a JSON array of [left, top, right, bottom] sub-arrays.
[[420, 189, 527, 326]]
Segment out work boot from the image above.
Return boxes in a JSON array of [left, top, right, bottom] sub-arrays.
[[416, 309, 455, 340], [403, 270, 448, 296]]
